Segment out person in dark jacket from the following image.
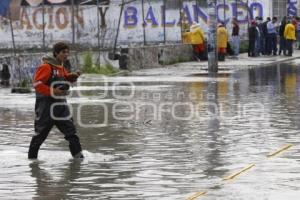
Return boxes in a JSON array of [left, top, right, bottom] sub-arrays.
[[0, 64, 11, 87], [295, 16, 300, 49], [231, 17, 240, 56], [28, 42, 84, 159], [262, 17, 271, 55], [257, 17, 265, 55], [255, 17, 261, 56], [248, 20, 258, 57], [279, 16, 287, 55]]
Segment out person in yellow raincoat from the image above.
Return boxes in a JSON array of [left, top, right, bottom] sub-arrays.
[[284, 20, 296, 56], [183, 23, 206, 61], [190, 23, 206, 60], [217, 23, 228, 61]]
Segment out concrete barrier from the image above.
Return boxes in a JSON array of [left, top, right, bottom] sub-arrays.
[[125, 44, 194, 70], [0, 44, 194, 85]]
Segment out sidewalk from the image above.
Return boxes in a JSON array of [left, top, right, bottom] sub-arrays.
[[128, 51, 300, 76], [178, 51, 300, 70]]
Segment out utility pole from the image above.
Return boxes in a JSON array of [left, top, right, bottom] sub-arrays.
[[42, 0, 46, 52], [71, 0, 75, 46], [179, 0, 183, 43], [223, 0, 226, 25], [8, 9, 16, 56], [96, 0, 101, 65], [142, 0, 146, 45], [163, 0, 166, 44], [112, 0, 125, 57], [207, 0, 218, 73]]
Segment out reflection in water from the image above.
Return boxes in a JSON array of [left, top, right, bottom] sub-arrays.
[[204, 81, 227, 180], [0, 62, 300, 199], [30, 160, 82, 200]]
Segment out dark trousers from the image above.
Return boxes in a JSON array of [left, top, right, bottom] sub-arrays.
[[260, 36, 266, 55], [248, 40, 256, 57], [218, 53, 225, 61], [264, 37, 268, 54], [266, 33, 277, 55], [28, 97, 82, 159], [285, 39, 294, 56], [279, 36, 286, 55], [0, 79, 10, 87]]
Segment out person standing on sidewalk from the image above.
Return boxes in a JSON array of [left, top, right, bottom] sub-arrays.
[[28, 42, 84, 159], [295, 17, 300, 49], [190, 22, 206, 61], [248, 20, 258, 57], [262, 17, 271, 55], [0, 64, 10, 87], [284, 20, 296, 56], [231, 17, 240, 56], [217, 23, 228, 61], [257, 17, 265, 55], [255, 17, 261, 56], [266, 17, 278, 55], [279, 16, 287, 55]]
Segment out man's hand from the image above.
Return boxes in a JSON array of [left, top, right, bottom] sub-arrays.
[[70, 73, 79, 79], [52, 88, 68, 96], [68, 72, 80, 82], [76, 71, 82, 76]]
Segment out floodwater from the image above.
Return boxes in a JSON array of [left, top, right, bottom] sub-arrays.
[[0, 62, 300, 200]]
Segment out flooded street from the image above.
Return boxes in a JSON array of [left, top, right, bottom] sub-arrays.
[[0, 62, 300, 200]]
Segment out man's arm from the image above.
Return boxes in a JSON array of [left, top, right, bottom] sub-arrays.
[[64, 68, 81, 83], [33, 64, 66, 96], [33, 64, 52, 96]]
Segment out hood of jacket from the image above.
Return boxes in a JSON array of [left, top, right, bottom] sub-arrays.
[[42, 55, 63, 67]]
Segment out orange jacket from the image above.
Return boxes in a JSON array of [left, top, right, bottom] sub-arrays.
[[33, 63, 76, 96]]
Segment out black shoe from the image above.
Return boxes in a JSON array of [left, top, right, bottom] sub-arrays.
[[74, 152, 84, 159], [28, 147, 39, 159]]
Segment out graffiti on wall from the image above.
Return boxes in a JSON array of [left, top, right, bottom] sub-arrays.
[[21, 0, 98, 6], [0, 0, 99, 17], [287, 0, 298, 16], [0, 52, 81, 86], [19, 6, 84, 30], [0, 0, 273, 49], [123, 1, 264, 28], [117, 0, 272, 43]]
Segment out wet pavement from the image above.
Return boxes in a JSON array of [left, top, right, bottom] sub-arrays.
[[0, 61, 300, 199], [174, 51, 300, 70]]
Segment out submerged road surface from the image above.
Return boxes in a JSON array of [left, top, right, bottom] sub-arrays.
[[0, 61, 300, 200]]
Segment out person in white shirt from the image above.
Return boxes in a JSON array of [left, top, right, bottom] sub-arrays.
[[266, 17, 278, 55]]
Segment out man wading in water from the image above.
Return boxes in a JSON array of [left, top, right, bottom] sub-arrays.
[[28, 42, 84, 159]]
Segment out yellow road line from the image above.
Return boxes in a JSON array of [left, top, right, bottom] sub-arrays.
[[187, 144, 294, 198], [267, 144, 293, 158], [223, 164, 256, 181], [186, 191, 207, 200]]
